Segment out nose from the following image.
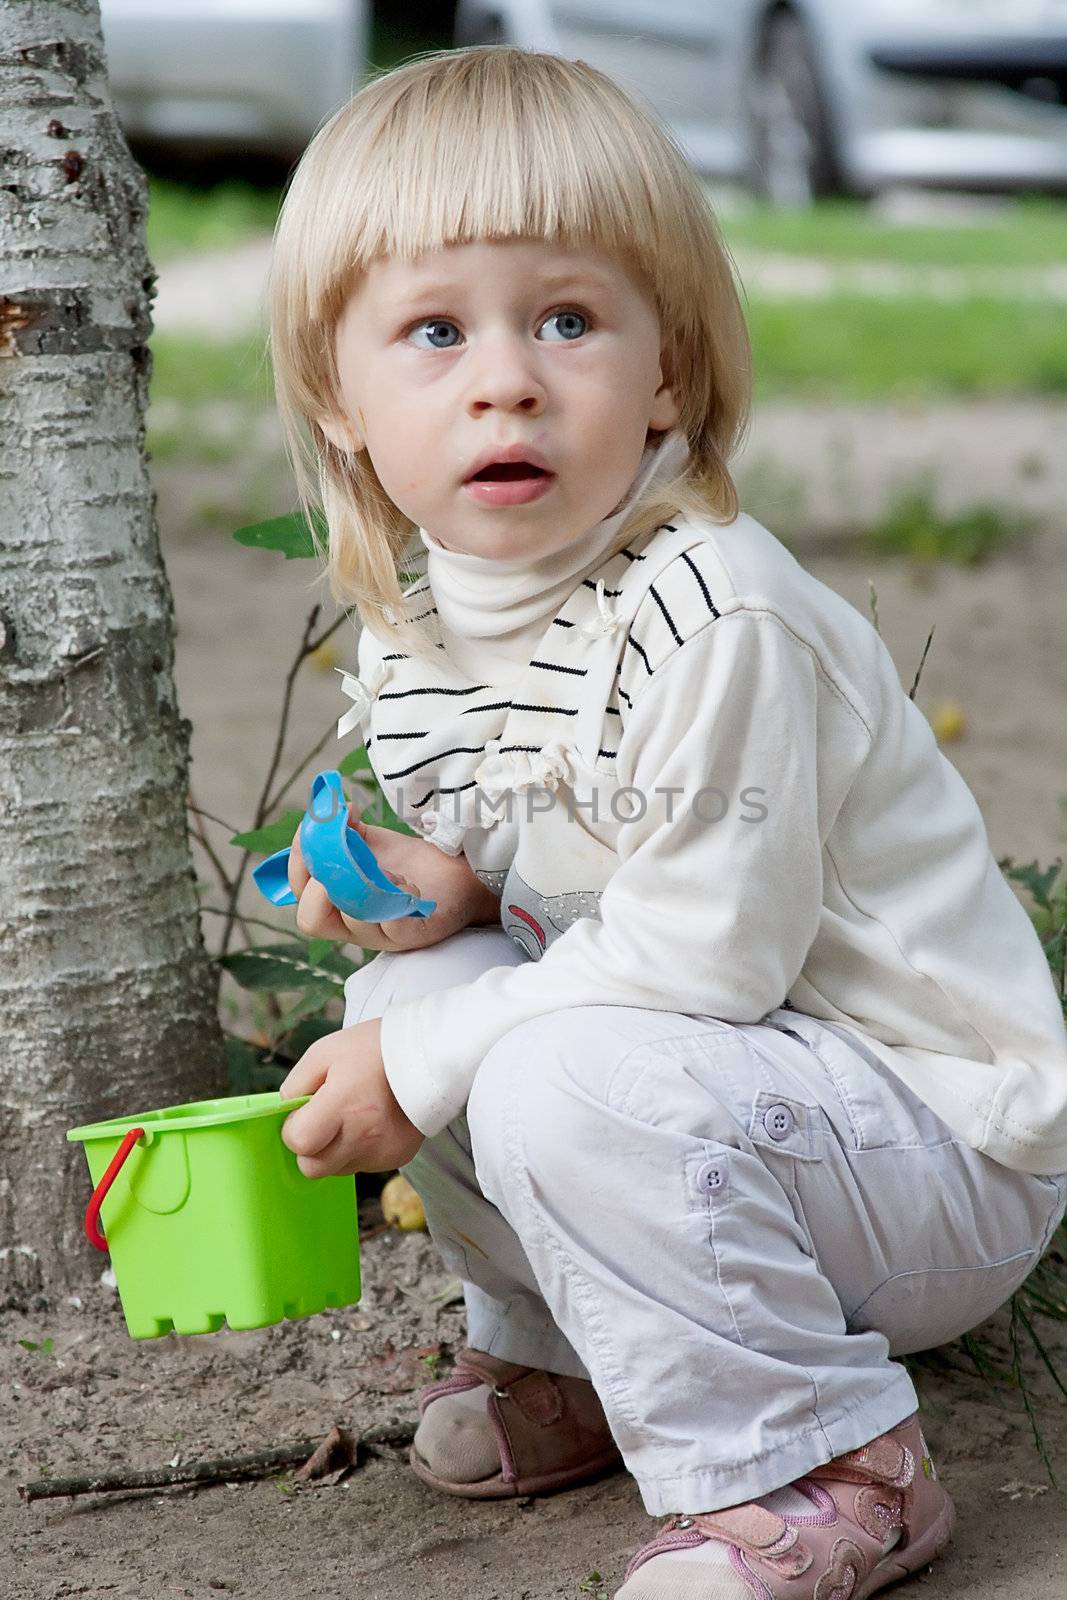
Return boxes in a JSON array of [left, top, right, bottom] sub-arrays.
[[465, 328, 546, 419]]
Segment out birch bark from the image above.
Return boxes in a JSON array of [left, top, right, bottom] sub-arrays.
[[0, 0, 226, 1306]]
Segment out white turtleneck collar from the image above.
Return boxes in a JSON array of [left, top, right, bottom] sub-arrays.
[[415, 427, 690, 680]]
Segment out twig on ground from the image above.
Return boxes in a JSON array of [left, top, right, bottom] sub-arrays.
[[17, 1419, 417, 1504]]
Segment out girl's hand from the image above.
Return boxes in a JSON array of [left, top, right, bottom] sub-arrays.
[[287, 804, 499, 952], [279, 1017, 423, 1176]]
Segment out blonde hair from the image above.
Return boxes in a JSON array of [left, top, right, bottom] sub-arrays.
[[268, 45, 751, 662]]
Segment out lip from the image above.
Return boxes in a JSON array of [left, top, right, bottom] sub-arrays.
[[463, 473, 556, 507], [463, 442, 555, 482]]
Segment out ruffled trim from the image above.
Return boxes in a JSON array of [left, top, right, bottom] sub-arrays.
[[473, 736, 576, 803], [414, 806, 468, 857], [335, 660, 389, 740]]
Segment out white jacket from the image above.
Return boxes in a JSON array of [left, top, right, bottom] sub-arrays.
[[346, 511, 1067, 1175]]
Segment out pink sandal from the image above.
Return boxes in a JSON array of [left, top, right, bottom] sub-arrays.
[[618, 1413, 955, 1598], [410, 1346, 622, 1499]]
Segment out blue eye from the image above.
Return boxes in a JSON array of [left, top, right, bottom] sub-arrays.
[[539, 309, 588, 342], [408, 319, 461, 350], [405, 308, 590, 350]]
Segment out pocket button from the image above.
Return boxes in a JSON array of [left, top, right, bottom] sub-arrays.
[[764, 1103, 795, 1142], [696, 1161, 726, 1194]]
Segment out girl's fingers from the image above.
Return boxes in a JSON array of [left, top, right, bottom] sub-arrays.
[[280, 1085, 342, 1157], [288, 833, 311, 896], [295, 877, 348, 939], [279, 1047, 330, 1100], [338, 880, 419, 945], [292, 1124, 354, 1180]]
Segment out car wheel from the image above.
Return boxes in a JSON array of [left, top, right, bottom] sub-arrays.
[[747, 9, 846, 204], [454, 12, 506, 47]]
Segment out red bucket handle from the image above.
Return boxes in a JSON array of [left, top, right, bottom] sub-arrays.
[[84, 1127, 146, 1252]]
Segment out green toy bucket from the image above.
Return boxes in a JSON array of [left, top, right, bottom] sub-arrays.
[[67, 1092, 361, 1340]]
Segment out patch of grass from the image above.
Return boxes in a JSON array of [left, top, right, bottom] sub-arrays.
[[748, 293, 1067, 400], [861, 481, 1031, 566], [146, 177, 281, 263], [722, 196, 1067, 269], [146, 423, 248, 467], [149, 334, 273, 407], [148, 290, 1067, 421]]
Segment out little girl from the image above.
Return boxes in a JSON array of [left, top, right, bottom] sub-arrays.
[[267, 45, 1067, 1599]]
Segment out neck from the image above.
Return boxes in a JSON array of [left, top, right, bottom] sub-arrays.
[[417, 428, 690, 670]]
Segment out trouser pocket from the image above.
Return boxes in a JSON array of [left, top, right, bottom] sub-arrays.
[[837, 1166, 1067, 1355]]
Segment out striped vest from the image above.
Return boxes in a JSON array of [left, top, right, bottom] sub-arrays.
[[355, 515, 725, 960]]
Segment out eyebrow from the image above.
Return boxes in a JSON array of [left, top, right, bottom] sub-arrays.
[[391, 267, 616, 306]]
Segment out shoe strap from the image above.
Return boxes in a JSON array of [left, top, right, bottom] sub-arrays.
[[689, 1505, 810, 1579], [454, 1348, 568, 1426], [807, 1433, 915, 1491]]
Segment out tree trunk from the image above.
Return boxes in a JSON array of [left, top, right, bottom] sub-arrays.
[[0, 0, 226, 1308]]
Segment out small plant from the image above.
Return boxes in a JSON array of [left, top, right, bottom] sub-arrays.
[[957, 847, 1067, 1481], [189, 509, 419, 1092], [578, 1575, 609, 1599], [861, 479, 1030, 566], [16, 1336, 55, 1357], [999, 853, 1067, 1007]]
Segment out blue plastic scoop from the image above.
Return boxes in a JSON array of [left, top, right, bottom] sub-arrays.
[[252, 770, 437, 923]]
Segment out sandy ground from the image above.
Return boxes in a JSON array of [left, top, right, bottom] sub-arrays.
[[8, 367, 1065, 1591], [4, 1232, 1066, 1600]]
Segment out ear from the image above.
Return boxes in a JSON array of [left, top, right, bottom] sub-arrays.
[[316, 411, 363, 454], [648, 343, 681, 432], [649, 377, 682, 433]]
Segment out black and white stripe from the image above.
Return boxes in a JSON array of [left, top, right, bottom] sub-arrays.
[[357, 520, 727, 826], [616, 541, 726, 716]]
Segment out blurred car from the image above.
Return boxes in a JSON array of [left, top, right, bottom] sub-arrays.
[[98, 0, 371, 162], [454, 0, 1067, 201]]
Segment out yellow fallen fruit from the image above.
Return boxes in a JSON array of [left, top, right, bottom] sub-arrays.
[[930, 701, 966, 742], [308, 641, 341, 672], [381, 1173, 427, 1232]]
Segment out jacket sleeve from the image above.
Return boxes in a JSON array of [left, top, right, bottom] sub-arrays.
[[378, 607, 826, 1136]]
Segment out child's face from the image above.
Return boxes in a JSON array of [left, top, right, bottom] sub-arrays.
[[322, 237, 681, 561]]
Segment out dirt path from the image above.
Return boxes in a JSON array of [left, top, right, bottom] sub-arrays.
[[4, 1233, 1065, 1600]]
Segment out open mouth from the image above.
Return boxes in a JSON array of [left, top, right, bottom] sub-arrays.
[[469, 462, 550, 482]]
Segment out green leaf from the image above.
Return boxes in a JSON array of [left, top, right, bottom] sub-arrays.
[[223, 1035, 286, 1096], [17, 1337, 54, 1357], [1001, 859, 1062, 915], [283, 1016, 342, 1057], [337, 744, 374, 778], [230, 811, 303, 854], [218, 942, 353, 993], [306, 937, 338, 965], [337, 745, 416, 835], [270, 982, 342, 1034], [232, 508, 327, 559], [360, 788, 415, 835]]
